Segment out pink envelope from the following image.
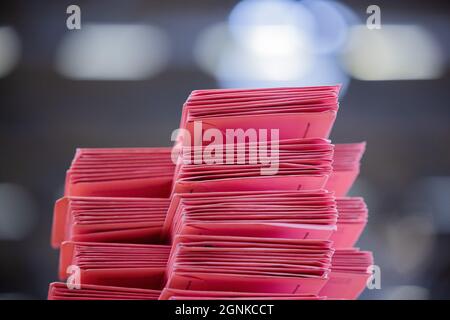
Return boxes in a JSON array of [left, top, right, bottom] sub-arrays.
[[319, 271, 370, 300], [324, 170, 360, 197], [159, 288, 323, 300], [71, 227, 163, 244], [48, 282, 161, 300], [177, 222, 335, 240], [330, 223, 366, 248], [66, 175, 173, 198], [166, 271, 328, 295], [172, 174, 329, 195], [185, 112, 337, 144]]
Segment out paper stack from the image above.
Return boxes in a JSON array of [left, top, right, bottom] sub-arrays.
[[51, 196, 170, 247], [64, 147, 174, 198], [48, 85, 373, 300]]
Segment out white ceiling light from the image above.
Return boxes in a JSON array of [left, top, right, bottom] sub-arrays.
[[55, 24, 170, 80], [342, 25, 446, 81], [0, 26, 21, 78]]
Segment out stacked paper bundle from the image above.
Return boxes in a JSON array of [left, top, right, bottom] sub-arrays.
[[330, 197, 368, 248], [64, 147, 174, 198], [324, 143, 366, 196], [177, 86, 339, 141], [164, 190, 337, 241], [171, 138, 334, 193], [52, 197, 170, 246], [48, 85, 372, 300], [58, 242, 170, 289], [165, 236, 333, 296]]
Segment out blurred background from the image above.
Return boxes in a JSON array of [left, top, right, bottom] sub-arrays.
[[0, 0, 449, 299]]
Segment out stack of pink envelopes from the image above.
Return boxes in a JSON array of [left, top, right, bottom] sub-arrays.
[[48, 85, 373, 300], [330, 197, 368, 248], [177, 86, 339, 143], [58, 242, 170, 289], [325, 143, 366, 196], [319, 249, 374, 299], [64, 147, 174, 198], [163, 190, 337, 242], [51, 196, 170, 247], [165, 235, 333, 296], [172, 138, 334, 193]]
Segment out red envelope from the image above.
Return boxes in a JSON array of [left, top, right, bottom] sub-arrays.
[[48, 282, 161, 300], [160, 288, 324, 300]]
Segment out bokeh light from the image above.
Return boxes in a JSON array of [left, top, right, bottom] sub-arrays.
[[0, 26, 21, 78], [302, 0, 360, 54], [55, 24, 170, 80], [194, 0, 360, 91], [0, 183, 37, 241], [342, 25, 446, 81]]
